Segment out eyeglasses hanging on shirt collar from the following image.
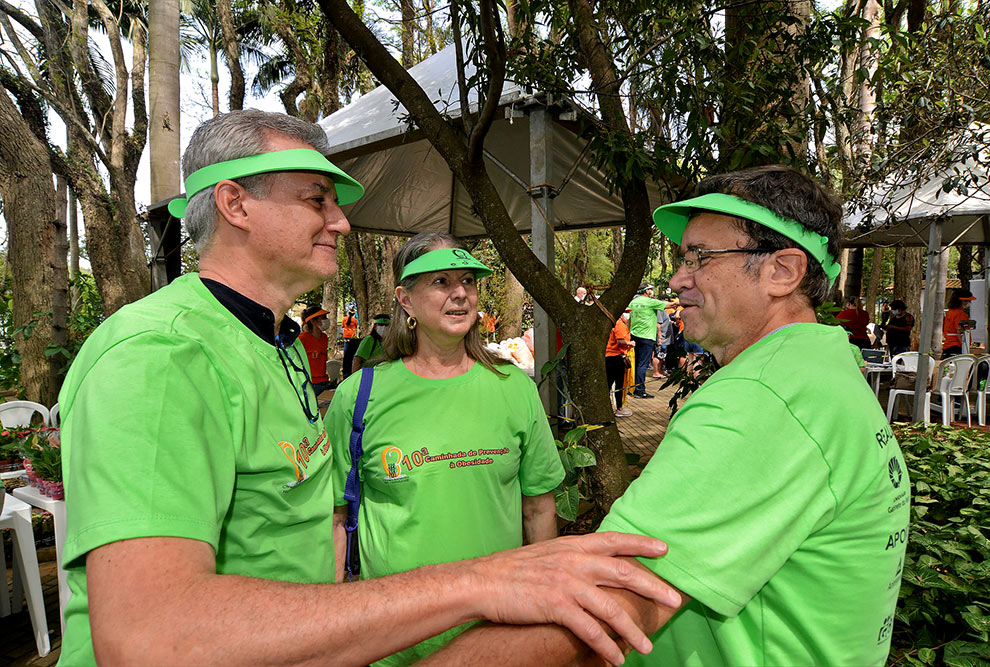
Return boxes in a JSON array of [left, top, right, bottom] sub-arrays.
[[275, 334, 320, 423]]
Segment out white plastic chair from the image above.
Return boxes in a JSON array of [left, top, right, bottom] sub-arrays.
[[886, 353, 936, 422], [48, 403, 59, 427], [971, 355, 990, 426], [0, 401, 50, 428], [926, 355, 977, 426], [0, 492, 51, 656]]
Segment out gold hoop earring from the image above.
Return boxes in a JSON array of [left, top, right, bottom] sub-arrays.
[[406, 316, 417, 330]]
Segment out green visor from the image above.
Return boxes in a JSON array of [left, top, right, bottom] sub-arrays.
[[400, 248, 493, 281], [167, 148, 364, 218], [652, 193, 841, 285]]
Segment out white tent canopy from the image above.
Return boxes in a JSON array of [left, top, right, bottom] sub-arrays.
[[841, 126, 990, 421], [319, 45, 671, 238], [844, 128, 990, 247]]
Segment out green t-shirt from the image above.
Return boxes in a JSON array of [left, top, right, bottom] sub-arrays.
[[327, 359, 564, 665], [57, 275, 335, 666], [600, 323, 909, 666], [629, 295, 668, 339], [355, 334, 383, 363], [850, 342, 866, 368]]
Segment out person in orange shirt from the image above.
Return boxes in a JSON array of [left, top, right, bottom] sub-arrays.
[[943, 289, 975, 356], [606, 308, 634, 417], [299, 305, 333, 395], [340, 306, 360, 379]]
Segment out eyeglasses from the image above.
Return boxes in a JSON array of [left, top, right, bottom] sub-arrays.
[[275, 335, 319, 423], [676, 246, 773, 273]]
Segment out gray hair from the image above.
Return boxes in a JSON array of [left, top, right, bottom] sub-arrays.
[[181, 109, 332, 253], [693, 166, 843, 308]]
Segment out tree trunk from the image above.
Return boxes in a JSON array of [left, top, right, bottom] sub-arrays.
[[565, 334, 629, 514], [322, 274, 340, 351], [931, 249, 948, 354], [502, 269, 524, 338], [216, 0, 245, 111], [52, 177, 70, 399], [723, 0, 811, 167], [68, 187, 80, 306], [959, 245, 973, 289], [894, 247, 924, 349], [864, 246, 884, 319], [210, 44, 220, 117], [0, 91, 57, 404], [149, 0, 181, 290], [610, 228, 623, 270], [344, 234, 401, 331], [400, 0, 415, 67], [845, 247, 864, 298]]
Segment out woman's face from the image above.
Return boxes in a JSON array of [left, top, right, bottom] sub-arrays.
[[397, 268, 479, 347]]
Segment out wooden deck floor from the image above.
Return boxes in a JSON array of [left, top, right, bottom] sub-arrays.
[[3, 384, 679, 663], [615, 375, 677, 463]]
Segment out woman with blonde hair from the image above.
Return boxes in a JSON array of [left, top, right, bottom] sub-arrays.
[[326, 231, 564, 666]]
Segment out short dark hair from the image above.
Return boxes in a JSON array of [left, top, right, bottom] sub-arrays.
[[694, 165, 843, 308], [890, 299, 906, 311]]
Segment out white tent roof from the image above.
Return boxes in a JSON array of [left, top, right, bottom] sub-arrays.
[[844, 127, 990, 247], [320, 46, 672, 238]]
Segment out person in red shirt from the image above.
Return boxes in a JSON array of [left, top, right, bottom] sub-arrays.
[[942, 289, 975, 355], [299, 305, 333, 395], [838, 295, 871, 349], [606, 309, 634, 417]]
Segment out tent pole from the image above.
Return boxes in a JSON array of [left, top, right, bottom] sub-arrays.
[[529, 106, 557, 415], [913, 218, 942, 422]]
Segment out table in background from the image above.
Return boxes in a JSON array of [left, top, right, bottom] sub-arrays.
[[13, 485, 68, 633], [865, 362, 893, 396]]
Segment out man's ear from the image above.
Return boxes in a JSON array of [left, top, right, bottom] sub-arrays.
[[764, 248, 807, 298], [213, 180, 251, 232]]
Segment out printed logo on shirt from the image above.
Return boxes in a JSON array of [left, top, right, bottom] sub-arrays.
[[277, 429, 329, 490], [381, 446, 407, 482], [885, 527, 908, 551], [888, 456, 903, 488], [876, 614, 894, 644], [875, 424, 894, 449]]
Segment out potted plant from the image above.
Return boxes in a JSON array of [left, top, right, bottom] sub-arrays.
[[24, 430, 62, 499]]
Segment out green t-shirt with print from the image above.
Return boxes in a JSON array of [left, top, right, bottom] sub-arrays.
[[57, 274, 335, 667], [327, 359, 564, 665], [628, 295, 668, 339], [600, 323, 909, 666], [355, 334, 383, 363]]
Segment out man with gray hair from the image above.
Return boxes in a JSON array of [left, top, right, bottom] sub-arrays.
[[56, 110, 678, 665], [427, 166, 909, 666]]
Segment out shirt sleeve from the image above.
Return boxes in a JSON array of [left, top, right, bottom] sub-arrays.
[[62, 333, 236, 568], [516, 372, 565, 496], [355, 336, 374, 359], [598, 377, 835, 617]]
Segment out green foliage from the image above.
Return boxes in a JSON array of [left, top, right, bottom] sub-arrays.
[[659, 351, 718, 414], [815, 301, 843, 326], [0, 272, 105, 392], [553, 425, 597, 522], [889, 424, 990, 666]]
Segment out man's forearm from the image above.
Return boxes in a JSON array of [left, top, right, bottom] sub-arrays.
[[89, 534, 680, 667], [422, 579, 687, 667]]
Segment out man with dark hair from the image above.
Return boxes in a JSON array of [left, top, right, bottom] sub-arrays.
[[55, 109, 680, 666], [886, 299, 914, 355], [431, 165, 909, 666]]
